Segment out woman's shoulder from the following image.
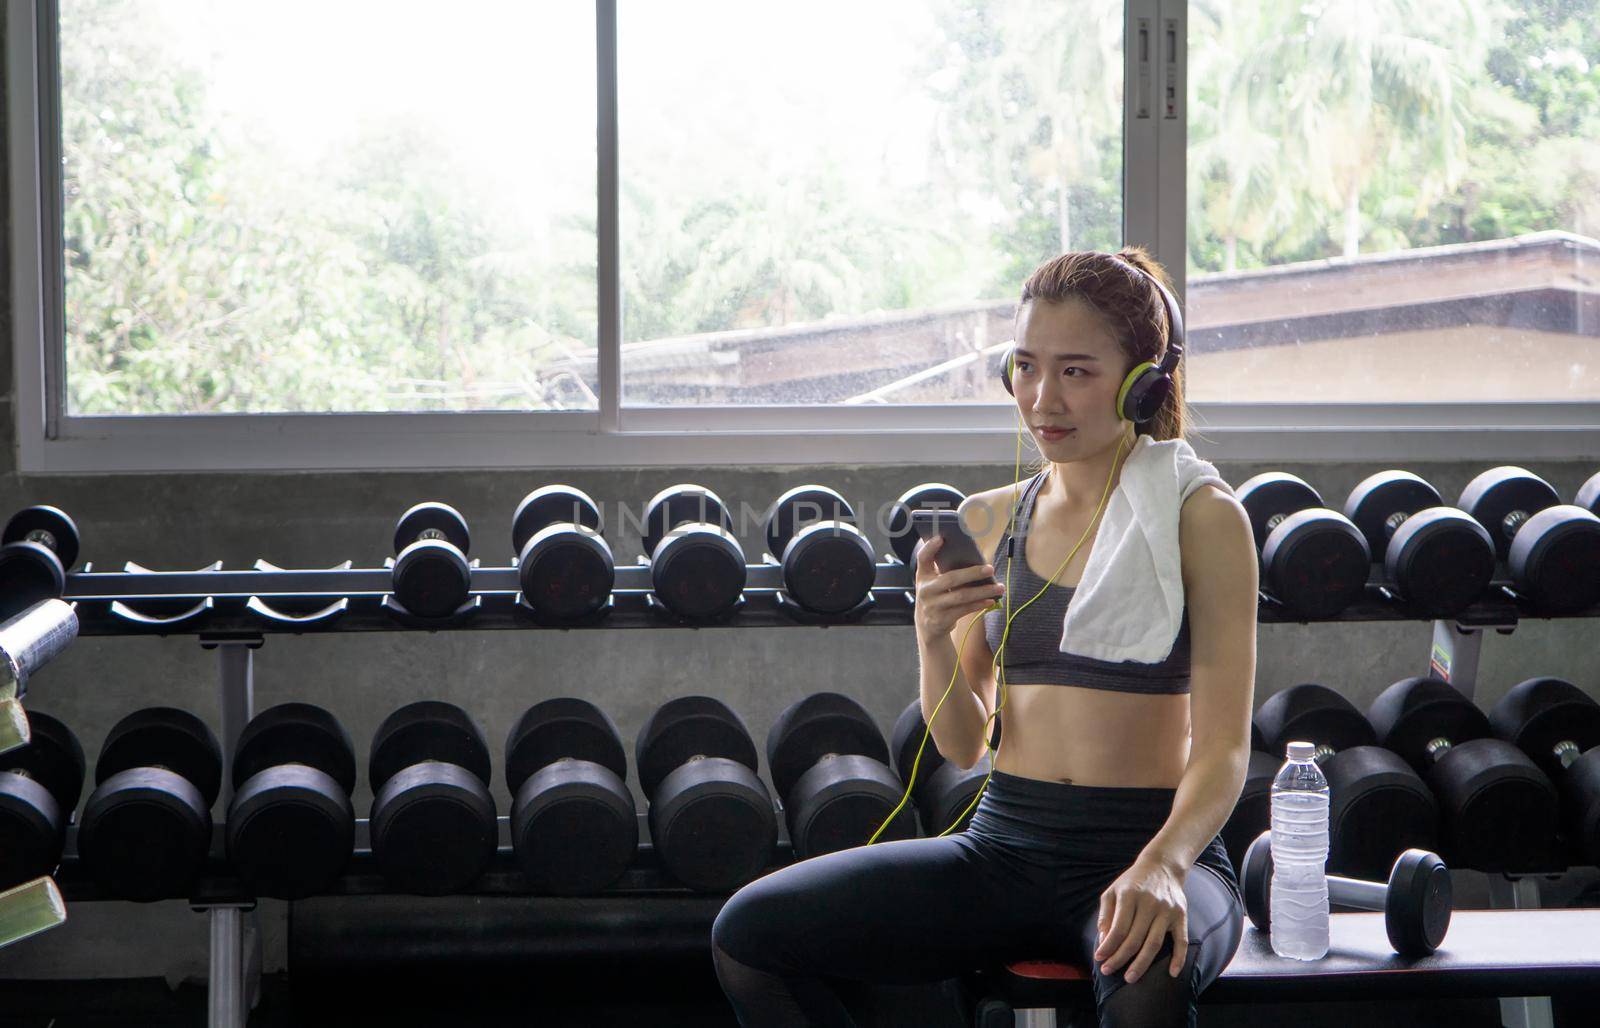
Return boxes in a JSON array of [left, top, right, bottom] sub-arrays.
[[959, 475, 1041, 556], [1179, 483, 1256, 592], [959, 474, 1040, 522], [1179, 481, 1243, 523]]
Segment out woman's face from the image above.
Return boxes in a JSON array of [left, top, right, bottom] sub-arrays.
[[1012, 297, 1130, 458]]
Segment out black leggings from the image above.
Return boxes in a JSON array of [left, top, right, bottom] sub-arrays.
[[712, 769, 1244, 1027]]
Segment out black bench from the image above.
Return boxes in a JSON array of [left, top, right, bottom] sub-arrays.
[[967, 908, 1600, 1026]]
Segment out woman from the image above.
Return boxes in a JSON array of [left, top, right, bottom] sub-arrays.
[[712, 248, 1258, 1027]]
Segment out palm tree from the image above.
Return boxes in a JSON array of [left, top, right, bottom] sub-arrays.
[[1189, 0, 1310, 270], [926, 0, 1122, 253], [1191, 0, 1502, 265]]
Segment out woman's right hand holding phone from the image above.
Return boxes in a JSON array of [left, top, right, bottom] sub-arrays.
[[913, 535, 1006, 645]]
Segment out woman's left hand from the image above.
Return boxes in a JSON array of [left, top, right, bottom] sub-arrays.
[[1093, 857, 1188, 983]]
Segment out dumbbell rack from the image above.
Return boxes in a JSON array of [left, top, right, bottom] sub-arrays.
[[1426, 616, 1568, 1028], [49, 553, 1600, 634], [30, 560, 1600, 1028], [209, 638, 258, 1028], [57, 557, 918, 634], [48, 632, 816, 1028]]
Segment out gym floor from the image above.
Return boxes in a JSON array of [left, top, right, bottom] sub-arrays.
[[2, 965, 1589, 1026]]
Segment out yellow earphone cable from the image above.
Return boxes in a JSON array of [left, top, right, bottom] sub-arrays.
[[932, 416, 1128, 836], [868, 412, 1131, 844]]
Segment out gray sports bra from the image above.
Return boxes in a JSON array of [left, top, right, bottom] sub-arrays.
[[980, 471, 1191, 694]]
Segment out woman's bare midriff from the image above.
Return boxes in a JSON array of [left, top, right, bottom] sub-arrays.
[[967, 471, 1194, 788], [991, 683, 1191, 788]]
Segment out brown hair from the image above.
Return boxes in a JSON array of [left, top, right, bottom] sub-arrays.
[[1012, 245, 1188, 471]]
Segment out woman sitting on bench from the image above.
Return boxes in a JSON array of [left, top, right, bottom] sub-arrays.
[[712, 248, 1257, 1027]]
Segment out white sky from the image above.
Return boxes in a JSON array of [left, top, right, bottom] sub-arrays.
[[141, 0, 951, 215]]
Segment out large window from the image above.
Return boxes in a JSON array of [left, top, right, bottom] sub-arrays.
[[617, 0, 1123, 406], [57, 0, 1123, 414], [60, 0, 597, 415], [1186, 0, 1600, 404], [10, 0, 1595, 471]]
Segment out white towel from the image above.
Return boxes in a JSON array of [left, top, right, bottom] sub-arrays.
[[1058, 434, 1235, 663]]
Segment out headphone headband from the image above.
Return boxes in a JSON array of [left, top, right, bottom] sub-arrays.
[[1114, 254, 1185, 367]]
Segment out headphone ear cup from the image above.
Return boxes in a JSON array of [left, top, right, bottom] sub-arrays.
[[1116, 363, 1148, 421], [1140, 378, 1171, 422], [1123, 371, 1173, 423], [1000, 350, 1015, 397]]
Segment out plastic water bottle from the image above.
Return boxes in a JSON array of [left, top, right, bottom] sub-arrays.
[[1269, 740, 1329, 960]]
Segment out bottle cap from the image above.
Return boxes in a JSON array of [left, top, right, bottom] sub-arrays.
[[1286, 741, 1315, 761]]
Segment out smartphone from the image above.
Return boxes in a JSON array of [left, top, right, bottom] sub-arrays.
[[910, 509, 999, 583]]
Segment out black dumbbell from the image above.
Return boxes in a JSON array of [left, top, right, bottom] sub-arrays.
[[1342, 470, 1495, 617], [1242, 829, 1452, 956], [890, 698, 991, 836], [1225, 712, 1400, 876], [0, 507, 81, 620], [78, 707, 222, 902], [390, 502, 474, 619], [762, 486, 877, 616], [886, 484, 964, 566], [225, 703, 356, 900], [642, 485, 747, 619], [505, 697, 638, 895], [368, 701, 497, 896], [765, 692, 916, 858], [1488, 677, 1600, 867], [1254, 683, 1440, 882], [1368, 676, 1559, 872], [512, 486, 615, 621], [0, 712, 84, 889], [635, 696, 776, 892], [1458, 466, 1600, 613], [1236, 473, 1370, 618], [1577, 470, 1600, 518]]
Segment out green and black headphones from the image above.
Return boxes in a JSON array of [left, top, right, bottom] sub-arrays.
[[867, 254, 1186, 845], [1001, 269, 1185, 423]]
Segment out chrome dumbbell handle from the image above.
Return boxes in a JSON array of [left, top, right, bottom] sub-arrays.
[[0, 598, 81, 756], [0, 877, 67, 951], [0, 598, 80, 700]]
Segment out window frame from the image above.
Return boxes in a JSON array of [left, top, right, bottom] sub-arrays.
[[8, 0, 1597, 474]]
